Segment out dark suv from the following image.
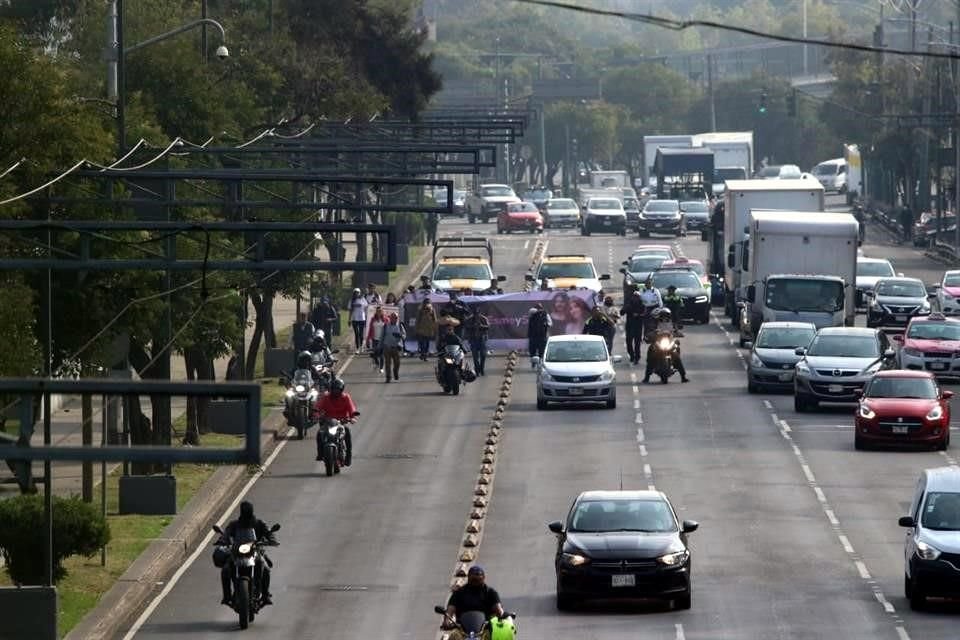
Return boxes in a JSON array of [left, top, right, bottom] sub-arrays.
[[638, 199, 683, 238]]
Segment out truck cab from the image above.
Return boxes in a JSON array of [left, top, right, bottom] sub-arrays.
[[430, 237, 505, 294]]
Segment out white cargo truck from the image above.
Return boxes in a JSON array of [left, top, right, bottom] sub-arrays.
[[693, 132, 754, 195], [722, 178, 825, 324], [642, 135, 695, 185], [740, 211, 860, 342]]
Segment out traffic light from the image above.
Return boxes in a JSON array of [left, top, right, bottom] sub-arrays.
[[787, 89, 797, 117], [570, 137, 578, 156], [758, 91, 768, 114]]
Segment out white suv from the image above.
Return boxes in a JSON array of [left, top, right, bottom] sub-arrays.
[[534, 335, 621, 410]]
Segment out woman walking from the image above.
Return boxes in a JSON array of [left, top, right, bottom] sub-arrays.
[[366, 306, 387, 371], [414, 299, 438, 361], [349, 288, 368, 352]]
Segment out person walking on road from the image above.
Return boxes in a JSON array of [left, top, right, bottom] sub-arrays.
[[415, 298, 438, 360], [348, 288, 368, 352], [310, 296, 339, 341], [366, 306, 387, 371], [527, 303, 552, 365], [465, 304, 490, 376], [583, 306, 616, 353], [426, 211, 439, 245], [382, 312, 405, 382], [621, 287, 645, 365], [364, 282, 383, 307], [900, 205, 914, 244]]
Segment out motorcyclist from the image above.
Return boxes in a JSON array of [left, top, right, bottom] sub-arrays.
[[312, 378, 359, 466], [440, 292, 471, 339], [643, 308, 689, 384], [663, 285, 685, 336], [437, 322, 465, 351], [218, 501, 277, 606], [443, 565, 506, 640], [283, 351, 316, 425]]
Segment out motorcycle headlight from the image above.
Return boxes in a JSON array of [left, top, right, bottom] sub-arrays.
[[308, 389, 319, 400], [749, 353, 764, 368], [926, 404, 944, 421], [561, 552, 590, 566], [657, 549, 690, 566], [237, 543, 253, 555], [858, 403, 875, 420], [694, 295, 708, 303], [657, 337, 672, 350], [284, 389, 295, 398], [916, 540, 941, 561], [295, 384, 306, 393]]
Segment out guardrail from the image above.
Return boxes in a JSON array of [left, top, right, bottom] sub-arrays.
[[866, 205, 960, 261]]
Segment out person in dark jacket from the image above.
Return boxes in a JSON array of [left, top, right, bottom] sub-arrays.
[[440, 292, 471, 339], [527, 303, 552, 365], [583, 306, 616, 352], [219, 501, 278, 606], [621, 287, 645, 364], [291, 313, 315, 367], [663, 285, 685, 335], [310, 296, 339, 340], [465, 304, 490, 376], [899, 205, 913, 244]]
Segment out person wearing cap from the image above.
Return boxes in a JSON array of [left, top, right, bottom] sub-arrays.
[[381, 311, 406, 383], [443, 565, 505, 640], [663, 284, 685, 336], [621, 285, 645, 365], [348, 288, 368, 352], [583, 305, 616, 352]]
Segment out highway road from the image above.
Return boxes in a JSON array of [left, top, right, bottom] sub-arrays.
[[124, 197, 960, 639]]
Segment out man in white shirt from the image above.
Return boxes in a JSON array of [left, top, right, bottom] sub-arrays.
[[364, 282, 383, 306], [638, 278, 662, 343]]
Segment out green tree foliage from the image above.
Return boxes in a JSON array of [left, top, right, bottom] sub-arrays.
[[0, 494, 110, 585]]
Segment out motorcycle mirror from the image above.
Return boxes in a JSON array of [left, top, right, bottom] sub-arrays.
[[332, 348, 340, 354], [270, 523, 281, 532], [434, 605, 446, 615], [212, 524, 224, 535]]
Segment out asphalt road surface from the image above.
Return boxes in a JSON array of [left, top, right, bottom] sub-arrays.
[[124, 198, 960, 639]]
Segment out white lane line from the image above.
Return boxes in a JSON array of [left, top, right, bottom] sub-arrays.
[[800, 464, 816, 484], [824, 509, 840, 526], [875, 591, 895, 613], [675, 623, 686, 640], [939, 450, 959, 467], [896, 626, 912, 640], [635, 413, 644, 425], [636, 428, 645, 442], [638, 445, 648, 457], [630, 372, 638, 383], [814, 487, 827, 503], [855, 561, 871, 580], [763, 400, 773, 409], [838, 534, 855, 554], [632, 385, 639, 394], [523, 239, 529, 250], [780, 420, 791, 433], [633, 398, 640, 410], [643, 463, 652, 477], [770, 413, 779, 427]]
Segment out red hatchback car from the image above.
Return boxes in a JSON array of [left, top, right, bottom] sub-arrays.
[[497, 202, 544, 234], [855, 370, 952, 451]]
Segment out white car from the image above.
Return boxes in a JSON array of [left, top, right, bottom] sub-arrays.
[[528, 254, 610, 293], [856, 257, 898, 308], [581, 197, 627, 236], [534, 334, 621, 410], [543, 198, 581, 229], [465, 184, 521, 224], [936, 270, 960, 315]]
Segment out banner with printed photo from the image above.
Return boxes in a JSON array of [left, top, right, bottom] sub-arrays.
[[401, 290, 598, 352], [363, 304, 401, 347]]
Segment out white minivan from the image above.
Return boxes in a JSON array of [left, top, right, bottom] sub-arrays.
[[811, 158, 847, 193], [898, 466, 960, 609]]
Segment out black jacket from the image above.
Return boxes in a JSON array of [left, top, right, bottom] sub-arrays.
[[224, 518, 276, 544], [583, 315, 615, 339], [528, 310, 551, 340]]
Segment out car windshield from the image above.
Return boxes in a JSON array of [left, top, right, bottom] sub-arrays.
[[715, 167, 747, 181], [944, 274, 960, 287], [433, 264, 492, 280], [876, 281, 926, 297], [481, 186, 514, 197], [680, 201, 708, 213], [652, 272, 701, 290], [539, 262, 596, 280], [589, 199, 621, 210], [568, 499, 677, 533], [644, 200, 679, 212], [813, 164, 841, 176], [921, 492, 960, 531], [865, 377, 937, 399], [509, 203, 539, 213], [857, 261, 895, 277], [548, 199, 577, 209], [545, 340, 608, 362], [628, 256, 665, 272], [526, 189, 551, 200], [807, 334, 879, 358], [756, 327, 816, 349], [765, 278, 844, 313], [907, 322, 960, 340]]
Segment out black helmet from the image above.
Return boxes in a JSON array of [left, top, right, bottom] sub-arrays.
[[297, 350, 313, 369], [330, 378, 346, 394], [239, 500, 254, 523]]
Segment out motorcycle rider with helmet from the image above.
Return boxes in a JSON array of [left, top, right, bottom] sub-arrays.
[[642, 308, 689, 384], [442, 565, 511, 640], [312, 378, 359, 466], [283, 350, 316, 426], [217, 501, 278, 606]]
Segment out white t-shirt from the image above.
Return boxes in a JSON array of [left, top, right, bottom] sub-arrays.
[[349, 297, 368, 322]]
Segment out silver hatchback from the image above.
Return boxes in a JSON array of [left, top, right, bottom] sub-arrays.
[[534, 335, 622, 410], [746, 322, 816, 393]]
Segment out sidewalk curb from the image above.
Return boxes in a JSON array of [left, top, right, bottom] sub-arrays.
[[63, 412, 285, 640]]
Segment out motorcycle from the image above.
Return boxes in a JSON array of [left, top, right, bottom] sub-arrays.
[[434, 605, 517, 640], [318, 415, 355, 477], [436, 344, 476, 395], [651, 330, 681, 383], [282, 369, 318, 440], [212, 522, 280, 630]]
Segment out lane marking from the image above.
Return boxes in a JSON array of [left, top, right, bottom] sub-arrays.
[[838, 534, 854, 554], [647, 484, 656, 491], [632, 385, 639, 394], [800, 464, 816, 484], [814, 487, 827, 503], [825, 508, 840, 526], [636, 428, 645, 442], [523, 239, 529, 250], [638, 445, 648, 457], [939, 450, 959, 467], [630, 372, 638, 383], [875, 591, 895, 613], [633, 398, 640, 410], [855, 561, 871, 580], [896, 626, 912, 640], [763, 400, 773, 409], [675, 623, 686, 640], [643, 463, 652, 477], [635, 413, 644, 425]]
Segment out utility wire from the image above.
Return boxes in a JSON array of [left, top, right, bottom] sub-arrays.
[[513, 0, 960, 60]]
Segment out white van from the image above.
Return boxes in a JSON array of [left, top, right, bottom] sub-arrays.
[[811, 158, 847, 193], [898, 466, 960, 609]]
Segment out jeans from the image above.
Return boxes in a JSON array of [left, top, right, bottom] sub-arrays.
[[470, 337, 487, 374], [417, 336, 430, 359], [352, 321, 365, 350], [369, 339, 383, 368]]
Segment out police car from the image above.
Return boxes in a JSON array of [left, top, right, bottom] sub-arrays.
[[527, 254, 610, 293], [895, 313, 960, 377]]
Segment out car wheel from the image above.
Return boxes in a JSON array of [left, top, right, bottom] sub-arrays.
[[854, 432, 866, 450], [904, 573, 914, 599], [606, 391, 616, 409], [794, 393, 810, 413], [497, 225, 503, 235], [556, 590, 576, 611], [468, 213, 475, 224], [738, 336, 747, 348], [537, 396, 547, 410], [747, 381, 758, 394], [938, 431, 950, 451], [699, 311, 710, 325], [674, 591, 692, 610], [909, 580, 926, 610]]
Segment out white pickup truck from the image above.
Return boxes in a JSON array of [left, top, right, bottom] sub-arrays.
[[465, 184, 520, 224]]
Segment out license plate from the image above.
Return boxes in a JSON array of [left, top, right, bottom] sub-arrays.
[[655, 223, 664, 228], [931, 362, 948, 370], [895, 315, 907, 322], [611, 574, 635, 588], [603, 219, 611, 225], [828, 384, 844, 394], [779, 372, 793, 381], [892, 425, 909, 434], [568, 387, 584, 395]]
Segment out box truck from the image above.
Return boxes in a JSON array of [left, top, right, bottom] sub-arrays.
[[739, 211, 860, 343], [642, 135, 695, 186], [693, 132, 754, 196], [720, 178, 825, 324]]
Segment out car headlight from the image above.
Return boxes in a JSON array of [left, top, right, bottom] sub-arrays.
[[916, 540, 941, 561], [861, 361, 883, 375], [858, 403, 875, 420], [540, 370, 553, 382], [796, 361, 810, 375], [694, 295, 708, 303], [749, 353, 764, 368], [237, 543, 253, 555], [561, 552, 590, 566], [657, 549, 690, 566], [926, 404, 944, 421], [921, 301, 931, 312], [902, 347, 922, 357], [600, 370, 615, 382]]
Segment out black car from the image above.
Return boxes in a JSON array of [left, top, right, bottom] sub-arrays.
[[548, 490, 698, 610], [638, 199, 683, 237], [866, 277, 931, 329], [679, 200, 710, 231], [651, 268, 711, 324], [619, 254, 667, 298]]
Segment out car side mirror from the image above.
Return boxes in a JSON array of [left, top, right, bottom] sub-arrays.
[[794, 347, 806, 356], [270, 523, 281, 532], [612, 355, 623, 363], [622, 260, 629, 266], [434, 605, 447, 615], [524, 274, 534, 282], [681, 520, 699, 533], [746, 285, 756, 304], [547, 520, 564, 534], [497, 275, 507, 282], [599, 274, 611, 281], [898, 516, 916, 528], [619, 267, 627, 274], [892, 334, 904, 343], [883, 348, 895, 360], [944, 390, 955, 399]]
